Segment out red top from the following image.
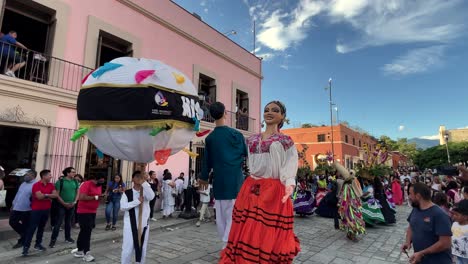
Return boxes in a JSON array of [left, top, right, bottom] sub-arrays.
[[77, 180, 102, 214], [31, 181, 55, 211]]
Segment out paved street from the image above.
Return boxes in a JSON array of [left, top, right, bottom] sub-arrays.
[[1, 206, 413, 264]]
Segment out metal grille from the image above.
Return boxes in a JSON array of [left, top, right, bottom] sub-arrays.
[[0, 42, 93, 92], [44, 127, 84, 182], [194, 146, 205, 178]]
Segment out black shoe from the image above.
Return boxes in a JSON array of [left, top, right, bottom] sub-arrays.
[[49, 240, 56, 248], [22, 247, 29, 256], [13, 243, 23, 249], [65, 238, 75, 244], [34, 244, 46, 251]]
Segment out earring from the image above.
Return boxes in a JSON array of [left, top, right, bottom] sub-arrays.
[[261, 120, 265, 128]]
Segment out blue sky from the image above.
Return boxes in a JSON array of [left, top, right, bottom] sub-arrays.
[[174, 0, 468, 140]]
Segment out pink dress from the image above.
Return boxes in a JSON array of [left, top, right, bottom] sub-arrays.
[[391, 180, 403, 205]]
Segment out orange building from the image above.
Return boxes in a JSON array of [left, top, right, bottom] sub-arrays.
[[391, 151, 409, 168], [283, 124, 379, 170]]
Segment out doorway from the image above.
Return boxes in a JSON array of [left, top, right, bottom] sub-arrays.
[[0, 125, 39, 215]]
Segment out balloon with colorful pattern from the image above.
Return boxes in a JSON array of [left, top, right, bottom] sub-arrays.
[[72, 57, 203, 164]]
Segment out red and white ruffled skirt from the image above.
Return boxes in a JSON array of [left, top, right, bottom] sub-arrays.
[[219, 177, 300, 264]]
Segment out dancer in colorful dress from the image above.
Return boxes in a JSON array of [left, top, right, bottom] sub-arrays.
[[361, 178, 385, 226], [334, 162, 365, 241], [219, 101, 300, 263], [391, 176, 403, 205], [315, 174, 328, 206], [373, 177, 396, 224], [293, 177, 315, 216]]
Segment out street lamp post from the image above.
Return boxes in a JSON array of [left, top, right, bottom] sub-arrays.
[[328, 78, 335, 160], [444, 133, 451, 165], [334, 105, 339, 124]]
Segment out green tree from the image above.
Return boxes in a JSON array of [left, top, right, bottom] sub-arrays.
[[301, 123, 318, 128], [379, 135, 398, 151], [378, 136, 420, 162], [414, 141, 468, 168]]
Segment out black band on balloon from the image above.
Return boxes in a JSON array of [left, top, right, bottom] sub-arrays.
[[77, 86, 203, 124]]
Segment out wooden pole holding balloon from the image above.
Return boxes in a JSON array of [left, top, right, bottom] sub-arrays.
[[138, 187, 143, 247]]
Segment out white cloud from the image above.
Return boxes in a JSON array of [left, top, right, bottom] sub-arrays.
[[257, 52, 275, 61], [251, 46, 261, 54], [279, 64, 288, 70], [398, 125, 405, 131], [329, 0, 368, 19], [382, 46, 446, 76], [204, 8, 208, 14], [257, 0, 324, 51], [200, 1, 206, 7], [329, 0, 464, 53], [420, 135, 439, 140]]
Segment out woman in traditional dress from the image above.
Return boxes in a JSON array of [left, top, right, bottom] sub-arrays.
[[161, 172, 175, 218], [315, 174, 328, 206], [293, 177, 315, 216], [373, 177, 396, 224], [315, 180, 338, 219], [219, 101, 300, 264], [391, 176, 403, 205], [334, 162, 365, 241], [361, 178, 385, 226]]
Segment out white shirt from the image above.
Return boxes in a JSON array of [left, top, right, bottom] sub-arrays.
[[199, 185, 211, 203], [247, 133, 298, 186], [175, 179, 184, 194], [432, 183, 442, 192], [452, 222, 468, 258], [120, 182, 155, 229]]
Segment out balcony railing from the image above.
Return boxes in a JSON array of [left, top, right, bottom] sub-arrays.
[[0, 42, 93, 92], [201, 108, 257, 133]]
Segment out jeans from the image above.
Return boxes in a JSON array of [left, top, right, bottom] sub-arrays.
[[9, 210, 30, 244], [105, 195, 121, 225], [51, 204, 74, 241], [199, 202, 211, 221], [50, 201, 59, 228], [456, 256, 468, 264], [77, 213, 96, 254], [23, 210, 49, 249]]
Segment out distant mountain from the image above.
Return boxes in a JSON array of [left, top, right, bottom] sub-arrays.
[[408, 138, 439, 149]]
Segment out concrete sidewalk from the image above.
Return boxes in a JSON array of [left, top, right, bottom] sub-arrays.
[[0, 209, 200, 264]]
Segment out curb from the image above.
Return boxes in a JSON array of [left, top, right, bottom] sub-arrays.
[[1, 216, 199, 263]]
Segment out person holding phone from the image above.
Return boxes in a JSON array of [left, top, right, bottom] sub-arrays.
[[105, 174, 125, 231]]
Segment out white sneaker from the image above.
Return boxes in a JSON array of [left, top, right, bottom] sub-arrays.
[[196, 221, 201, 227], [150, 218, 157, 222], [83, 252, 95, 262], [72, 248, 84, 258], [5, 70, 15, 77]]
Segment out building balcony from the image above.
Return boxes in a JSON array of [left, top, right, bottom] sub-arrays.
[[0, 43, 93, 94]]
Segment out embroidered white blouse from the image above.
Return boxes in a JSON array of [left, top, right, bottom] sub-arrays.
[[247, 133, 298, 186]]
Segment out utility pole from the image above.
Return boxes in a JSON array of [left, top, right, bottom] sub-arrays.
[[328, 78, 335, 160]]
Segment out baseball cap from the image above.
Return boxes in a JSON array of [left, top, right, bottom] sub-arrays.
[[452, 200, 468, 216]]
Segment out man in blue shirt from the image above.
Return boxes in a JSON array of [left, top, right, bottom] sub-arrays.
[[9, 169, 37, 249], [402, 182, 452, 264], [0, 30, 28, 78], [199, 102, 247, 249]]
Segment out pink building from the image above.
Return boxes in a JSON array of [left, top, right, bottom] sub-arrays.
[[0, 0, 262, 202]]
